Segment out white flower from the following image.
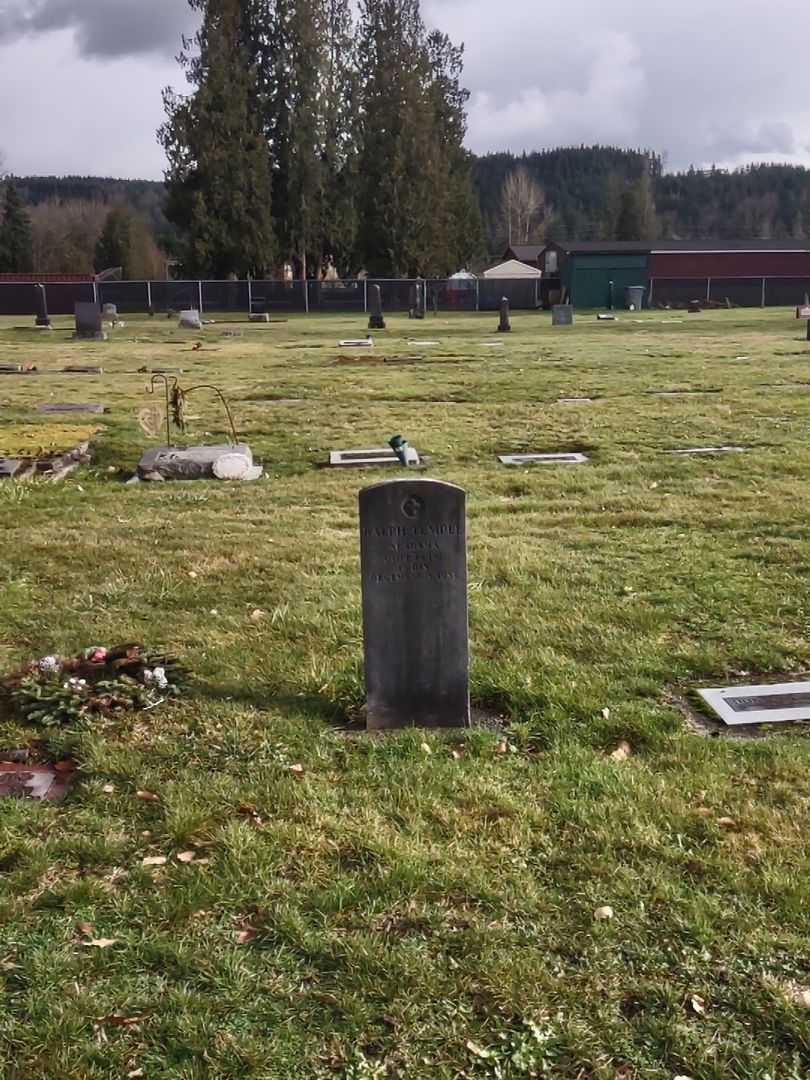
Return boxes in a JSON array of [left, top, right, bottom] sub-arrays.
[[142, 668, 155, 686], [152, 666, 168, 690], [39, 655, 61, 674]]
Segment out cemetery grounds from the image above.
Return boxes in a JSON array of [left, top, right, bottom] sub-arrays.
[[0, 308, 809, 1080]]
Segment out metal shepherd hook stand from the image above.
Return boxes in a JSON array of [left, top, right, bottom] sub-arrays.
[[147, 375, 239, 447]]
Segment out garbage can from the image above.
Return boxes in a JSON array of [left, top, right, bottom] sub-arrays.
[[624, 285, 646, 311]]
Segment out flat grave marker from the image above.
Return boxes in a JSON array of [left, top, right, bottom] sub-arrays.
[[328, 447, 413, 468], [360, 478, 470, 730], [666, 446, 745, 456], [498, 452, 588, 466], [36, 403, 105, 415], [698, 680, 810, 726]]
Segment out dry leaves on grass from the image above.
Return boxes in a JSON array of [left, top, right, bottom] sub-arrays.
[[689, 994, 706, 1016], [237, 803, 264, 827], [176, 851, 197, 864], [235, 928, 258, 945], [102, 784, 115, 794], [136, 790, 160, 803], [716, 817, 737, 830], [593, 906, 614, 921], [609, 740, 632, 762], [142, 856, 167, 867], [288, 763, 305, 778], [494, 739, 509, 755], [81, 938, 119, 949], [94, 1014, 148, 1028]]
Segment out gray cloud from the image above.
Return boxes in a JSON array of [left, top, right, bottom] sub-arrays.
[[1, 0, 809, 178], [0, 0, 194, 59]]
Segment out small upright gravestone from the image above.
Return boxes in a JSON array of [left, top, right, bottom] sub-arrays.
[[34, 284, 50, 328], [102, 303, 118, 320], [552, 304, 573, 327], [179, 309, 203, 330], [368, 284, 386, 331], [73, 302, 106, 341], [359, 479, 470, 730], [497, 297, 511, 333]]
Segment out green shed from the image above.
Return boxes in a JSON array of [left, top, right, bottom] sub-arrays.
[[541, 241, 652, 309]]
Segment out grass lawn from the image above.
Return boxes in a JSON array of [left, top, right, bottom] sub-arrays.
[[1, 307, 810, 1079]]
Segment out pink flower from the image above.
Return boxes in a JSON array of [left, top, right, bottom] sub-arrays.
[[87, 647, 108, 663]]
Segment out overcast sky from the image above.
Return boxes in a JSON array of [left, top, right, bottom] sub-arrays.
[[0, 0, 808, 179]]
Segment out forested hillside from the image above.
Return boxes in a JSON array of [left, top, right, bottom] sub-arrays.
[[8, 148, 810, 273]]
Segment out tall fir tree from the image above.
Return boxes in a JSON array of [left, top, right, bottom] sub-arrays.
[[355, 0, 479, 276], [159, 0, 275, 277], [95, 206, 134, 275], [0, 182, 34, 273]]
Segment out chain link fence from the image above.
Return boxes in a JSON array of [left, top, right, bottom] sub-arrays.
[[649, 276, 810, 308]]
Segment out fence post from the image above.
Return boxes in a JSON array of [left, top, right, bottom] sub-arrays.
[[475, 278, 480, 312], [304, 279, 310, 313], [761, 277, 766, 307], [146, 280, 152, 310], [706, 278, 712, 303], [247, 276, 252, 314], [363, 279, 368, 313], [648, 278, 655, 306], [92, 280, 99, 305], [198, 281, 203, 314]]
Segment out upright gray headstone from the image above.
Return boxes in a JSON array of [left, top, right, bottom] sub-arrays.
[[74, 302, 106, 340], [102, 302, 118, 319], [178, 309, 203, 330], [552, 304, 573, 326], [360, 479, 470, 730], [34, 284, 50, 328], [368, 284, 385, 331], [497, 296, 511, 333], [414, 280, 425, 320]]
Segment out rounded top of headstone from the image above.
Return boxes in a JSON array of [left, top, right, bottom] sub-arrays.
[[359, 477, 465, 496]]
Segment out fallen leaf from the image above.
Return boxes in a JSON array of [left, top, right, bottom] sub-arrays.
[[689, 994, 706, 1015], [249, 608, 266, 622], [420, 742, 432, 754], [140, 830, 152, 838], [594, 906, 614, 921], [288, 763, 305, 778], [82, 938, 118, 949], [466, 1041, 491, 1059], [610, 740, 632, 762], [451, 749, 463, 761], [142, 856, 167, 867], [136, 790, 160, 802], [494, 739, 508, 754], [128, 1071, 145, 1079], [601, 707, 611, 720], [235, 928, 257, 945], [95, 1014, 148, 1028], [54, 759, 76, 773], [786, 986, 810, 1008], [176, 851, 196, 863], [76, 922, 94, 938], [102, 783, 115, 794], [716, 817, 737, 830]]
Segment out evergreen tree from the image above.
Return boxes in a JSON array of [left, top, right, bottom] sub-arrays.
[[95, 207, 134, 275], [355, 0, 478, 276], [0, 182, 34, 273], [159, 0, 275, 277]]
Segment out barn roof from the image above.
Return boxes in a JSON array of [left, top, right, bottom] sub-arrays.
[[503, 244, 544, 263], [544, 240, 810, 256]]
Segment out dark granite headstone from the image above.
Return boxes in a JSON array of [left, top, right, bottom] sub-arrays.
[[552, 304, 574, 327], [74, 303, 106, 340], [414, 281, 425, 319], [34, 284, 50, 328], [368, 284, 386, 331], [359, 478, 470, 730], [497, 297, 511, 333]]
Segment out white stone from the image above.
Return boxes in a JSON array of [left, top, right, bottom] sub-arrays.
[[178, 310, 203, 330], [666, 446, 745, 455], [212, 453, 252, 480]]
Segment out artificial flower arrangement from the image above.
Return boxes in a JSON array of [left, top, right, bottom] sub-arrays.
[[0, 644, 187, 727]]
